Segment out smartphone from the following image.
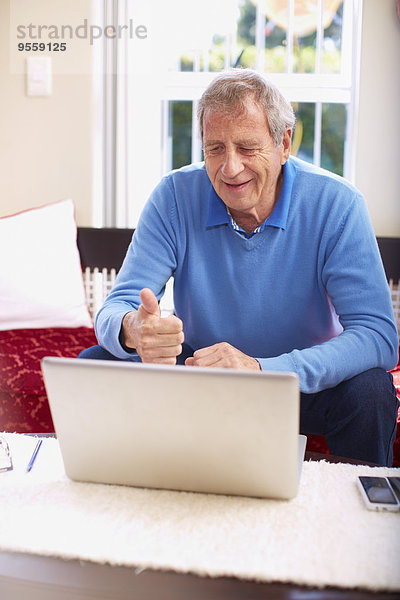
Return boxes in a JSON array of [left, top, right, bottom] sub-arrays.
[[357, 476, 400, 512], [387, 477, 400, 502]]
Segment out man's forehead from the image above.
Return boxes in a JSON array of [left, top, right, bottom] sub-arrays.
[[203, 98, 263, 121], [202, 101, 270, 141]]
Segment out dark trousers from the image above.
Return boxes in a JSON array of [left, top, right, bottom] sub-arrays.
[[78, 344, 399, 467]]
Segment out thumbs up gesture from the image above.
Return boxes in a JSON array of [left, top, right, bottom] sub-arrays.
[[121, 288, 184, 365]]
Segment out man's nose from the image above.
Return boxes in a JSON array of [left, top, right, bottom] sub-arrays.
[[221, 150, 244, 179]]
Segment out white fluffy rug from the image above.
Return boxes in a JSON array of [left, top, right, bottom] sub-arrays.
[[0, 433, 399, 591]]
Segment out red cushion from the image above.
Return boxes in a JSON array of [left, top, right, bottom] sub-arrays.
[[0, 328, 97, 433], [392, 360, 400, 399], [391, 358, 400, 466]]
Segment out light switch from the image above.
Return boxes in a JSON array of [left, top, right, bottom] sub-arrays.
[[27, 57, 52, 96]]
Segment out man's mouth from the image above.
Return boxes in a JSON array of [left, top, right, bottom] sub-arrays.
[[222, 180, 251, 191]]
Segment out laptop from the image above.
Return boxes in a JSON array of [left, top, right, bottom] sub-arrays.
[[41, 357, 306, 500]]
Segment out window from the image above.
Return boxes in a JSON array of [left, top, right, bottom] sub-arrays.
[[101, 0, 361, 227]]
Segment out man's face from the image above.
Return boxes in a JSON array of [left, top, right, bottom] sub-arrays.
[[203, 97, 291, 225]]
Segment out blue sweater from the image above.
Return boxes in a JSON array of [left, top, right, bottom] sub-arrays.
[[95, 157, 398, 393]]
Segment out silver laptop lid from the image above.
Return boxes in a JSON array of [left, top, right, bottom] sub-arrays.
[[41, 357, 301, 500]]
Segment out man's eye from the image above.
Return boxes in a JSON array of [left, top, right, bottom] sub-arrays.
[[207, 146, 221, 154], [240, 147, 255, 153]]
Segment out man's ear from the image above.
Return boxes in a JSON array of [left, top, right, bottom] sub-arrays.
[[281, 128, 292, 164]]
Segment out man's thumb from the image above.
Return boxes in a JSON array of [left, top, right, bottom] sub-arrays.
[[139, 288, 160, 316]]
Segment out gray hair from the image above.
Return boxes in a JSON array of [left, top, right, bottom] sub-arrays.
[[197, 68, 295, 147]]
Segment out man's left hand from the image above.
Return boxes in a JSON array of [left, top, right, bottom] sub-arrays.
[[185, 342, 261, 371]]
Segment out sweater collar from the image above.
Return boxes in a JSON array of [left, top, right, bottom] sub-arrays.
[[206, 157, 296, 231]]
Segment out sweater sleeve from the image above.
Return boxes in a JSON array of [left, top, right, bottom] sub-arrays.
[[94, 177, 178, 358], [257, 193, 398, 393]]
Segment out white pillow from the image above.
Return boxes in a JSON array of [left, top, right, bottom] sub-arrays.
[[0, 199, 92, 330]]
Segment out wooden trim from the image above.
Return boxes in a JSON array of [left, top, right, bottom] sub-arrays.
[[376, 237, 400, 281], [77, 227, 134, 270]]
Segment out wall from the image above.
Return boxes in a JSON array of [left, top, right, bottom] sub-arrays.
[[354, 0, 400, 236], [0, 0, 94, 225]]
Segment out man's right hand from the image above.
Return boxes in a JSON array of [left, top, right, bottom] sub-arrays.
[[121, 288, 184, 365]]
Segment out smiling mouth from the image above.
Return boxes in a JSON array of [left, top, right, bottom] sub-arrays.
[[222, 180, 251, 191]]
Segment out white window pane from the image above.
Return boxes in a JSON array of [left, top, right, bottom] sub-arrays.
[[322, 1, 344, 74], [321, 102, 346, 175], [167, 101, 193, 171]]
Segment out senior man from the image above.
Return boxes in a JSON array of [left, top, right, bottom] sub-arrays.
[[81, 68, 399, 466]]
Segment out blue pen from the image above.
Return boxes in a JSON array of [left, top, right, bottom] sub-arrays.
[[27, 439, 42, 472]]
